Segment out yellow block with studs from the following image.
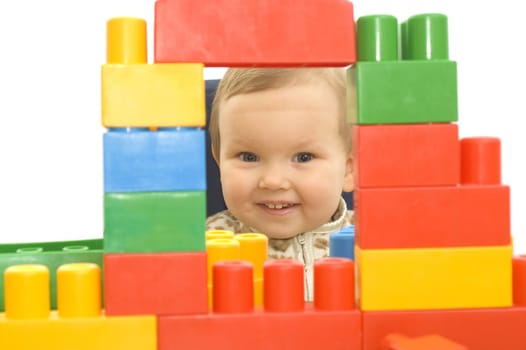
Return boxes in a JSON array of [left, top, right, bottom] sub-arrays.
[[101, 63, 205, 127], [1, 262, 156, 349], [357, 244, 512, 311]]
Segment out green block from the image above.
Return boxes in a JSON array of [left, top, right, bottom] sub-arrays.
[[0, 239, 104, 311], [347, 60, 458, 124], [104, 191, 206, 253]]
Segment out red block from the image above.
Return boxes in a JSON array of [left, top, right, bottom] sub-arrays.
[[383, 334, 467, 350], [159, 307, 361, 350], [355, 185, 510, 249], [154, 0, 356, 66], [353, 124, 459, 188], [363, 306, 526, 350], [104, 252, 208, 316]]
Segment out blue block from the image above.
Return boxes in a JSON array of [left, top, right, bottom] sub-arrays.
[[104, 128, 206, 192], [330, 225, 355, 260]]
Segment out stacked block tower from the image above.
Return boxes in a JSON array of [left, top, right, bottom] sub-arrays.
[[101, 17, 209, 317], [348, 14, 526, 349], [1, 1, 526, 349]]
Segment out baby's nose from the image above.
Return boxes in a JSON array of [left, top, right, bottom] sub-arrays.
[[258, 165, 291, 191]]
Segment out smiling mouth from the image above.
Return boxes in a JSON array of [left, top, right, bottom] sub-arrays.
[[261, 203, 296, 209]]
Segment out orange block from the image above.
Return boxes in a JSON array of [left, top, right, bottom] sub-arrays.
[[355, 185, 510, 249], [104, 252, 208, 316], [353, 124, 459, 188], [363, 306, 526, 350], [154, 0, 356, 66]]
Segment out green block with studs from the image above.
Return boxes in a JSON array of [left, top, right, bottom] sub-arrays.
[[104, 191, 206, 253], [0, 239, 104, 311]]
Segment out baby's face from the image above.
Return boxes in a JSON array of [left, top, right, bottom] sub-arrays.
[[217, 82, 353, 239]]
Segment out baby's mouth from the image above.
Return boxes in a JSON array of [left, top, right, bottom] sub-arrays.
[[265, 203, 292, 209]]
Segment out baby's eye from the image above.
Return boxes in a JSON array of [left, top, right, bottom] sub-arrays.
[[294, 152, 314, 163], [239, 152, 259, 162]]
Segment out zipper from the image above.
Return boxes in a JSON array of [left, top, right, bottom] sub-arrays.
[[297, 233, 310, 300]]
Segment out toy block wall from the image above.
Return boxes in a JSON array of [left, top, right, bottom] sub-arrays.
[[159, 258, 361, 350], [101, 17, 208, 316], [350, 14, 512, 312]]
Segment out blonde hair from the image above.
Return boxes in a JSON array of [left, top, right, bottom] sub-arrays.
[[209, 68, 351, 156]]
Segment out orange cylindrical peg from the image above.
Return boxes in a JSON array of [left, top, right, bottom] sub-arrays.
[[57, 263, 101, 318], [513, 255, 526, 306], [263, 259, 304, 312], [213, 261, 254, 314], [314, 258, 355, 310], [206, 230, 235, 241], [106, 17, 147, 64], [4, 264, 50, 320], [460, 137, 501, 185]]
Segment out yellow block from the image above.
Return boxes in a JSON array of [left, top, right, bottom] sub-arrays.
[[357, 245, 513, 311], [0, 311, 157, 350], [101, 63, 205, 127]]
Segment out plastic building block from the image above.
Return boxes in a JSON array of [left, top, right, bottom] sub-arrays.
[[102, 17, 204, 127], [154, 0, 356, 66], [329, 225, 355, 260], [0, 239, 103, 311], [382, 334, 467, 350], [158, 259, 361, 350], [103, 128, 206, 192], [347, 60, 458, 124], [104, 252, 208, 316], [513, 255, 526, 305], [461, 137, 501, 185], [353, 124, 459, 188], [347, 14, 457, 124], [356, 244, 512, 311], [0, 263, 156, 350], [104, 191, 206, 253], [101, 63, 205, 128], [354, 185, 510, 249], [363, 306, 526, 350]]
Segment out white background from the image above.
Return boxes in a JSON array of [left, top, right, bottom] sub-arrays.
[[0, 0, 524, 253]]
